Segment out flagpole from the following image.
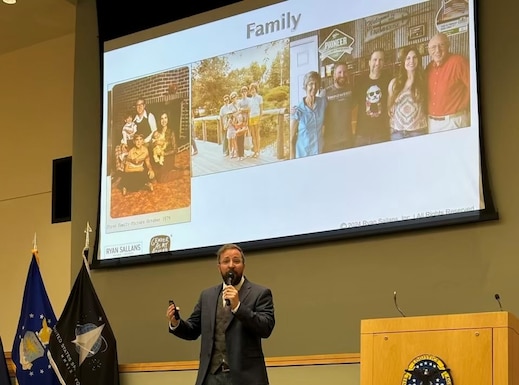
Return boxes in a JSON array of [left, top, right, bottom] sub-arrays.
[[83, 222, 92, 275]]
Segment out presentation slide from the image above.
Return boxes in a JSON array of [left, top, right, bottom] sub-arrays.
[[96, 0, 485, 265]]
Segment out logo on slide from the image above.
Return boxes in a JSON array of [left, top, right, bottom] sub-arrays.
[[318, 28, 354, 62], [149, 235, 171, 253]]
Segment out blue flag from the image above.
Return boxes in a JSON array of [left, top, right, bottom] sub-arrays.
[[48, 260, 120, 385], [0, 337, 11, 385], [11, 254, 59, 385]]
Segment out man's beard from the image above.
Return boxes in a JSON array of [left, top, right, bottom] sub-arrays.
[[221, 271, 241, 285], [335, 77, 347, 88]]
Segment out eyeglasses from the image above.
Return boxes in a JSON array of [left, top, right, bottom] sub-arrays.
[[219, 258, 243, 265], [136, 102, 145, 106]]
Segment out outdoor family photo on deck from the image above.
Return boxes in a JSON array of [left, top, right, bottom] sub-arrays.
[[190, 38, 290, 177]]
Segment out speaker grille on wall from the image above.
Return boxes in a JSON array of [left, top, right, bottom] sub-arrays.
[[52, 156, 72, 223]]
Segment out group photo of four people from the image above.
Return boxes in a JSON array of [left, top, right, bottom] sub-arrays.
[[290, 32, 470, 159], [115, 98, 185, 196]]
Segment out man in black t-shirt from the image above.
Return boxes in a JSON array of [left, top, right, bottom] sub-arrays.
[[322, 62, 354, 153], [353, 49, 391, 146]]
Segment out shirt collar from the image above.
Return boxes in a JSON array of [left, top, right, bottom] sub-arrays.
[[134, 110, 148, 122]]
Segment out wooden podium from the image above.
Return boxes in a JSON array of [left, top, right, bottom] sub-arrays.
[[360, 311, 519, 385]]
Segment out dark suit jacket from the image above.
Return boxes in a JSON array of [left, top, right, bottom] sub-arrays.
[[170, 277, 275, 385]]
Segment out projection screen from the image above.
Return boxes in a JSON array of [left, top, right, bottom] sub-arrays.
[[93, 0, 497, 267]]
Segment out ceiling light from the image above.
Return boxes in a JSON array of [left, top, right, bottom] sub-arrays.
[[3, 0, 17, 4]]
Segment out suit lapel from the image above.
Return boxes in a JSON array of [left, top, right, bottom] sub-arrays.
[[238, 278, 252, 304], [208, 284, 222, 332]]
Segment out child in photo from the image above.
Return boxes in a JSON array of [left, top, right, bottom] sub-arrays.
[[121, 112, 137, 145], [151, 130, 167, 165]]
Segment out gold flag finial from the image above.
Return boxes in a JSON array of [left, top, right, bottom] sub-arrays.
[[32, 232, 40, 264], [84, 222, 93, 250]]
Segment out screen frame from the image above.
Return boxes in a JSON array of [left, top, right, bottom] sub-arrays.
[[92, 0, 498, 269]]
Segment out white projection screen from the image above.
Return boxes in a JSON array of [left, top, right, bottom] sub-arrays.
[[93, 0, 497, 268]]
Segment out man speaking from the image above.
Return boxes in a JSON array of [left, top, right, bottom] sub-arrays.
[[166, 243, 275, 385]]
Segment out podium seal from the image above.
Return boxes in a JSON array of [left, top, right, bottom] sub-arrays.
[[401, 354, 453, 385]]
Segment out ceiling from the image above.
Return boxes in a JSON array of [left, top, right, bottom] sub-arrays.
[[0, 0, 76, 56], [0, 0, 245, 56]]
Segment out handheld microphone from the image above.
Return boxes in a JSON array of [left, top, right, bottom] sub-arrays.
[[494, 293, 504, 311], [225, 271, 234, 306], [393, 291, 406, 317]]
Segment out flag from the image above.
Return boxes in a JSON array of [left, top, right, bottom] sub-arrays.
[[48, 258, 120, 385], [11, 253, 60, 385], [0, 337, 11, 385]]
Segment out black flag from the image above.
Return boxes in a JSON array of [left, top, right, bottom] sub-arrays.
[[48, 262, 120, 385]]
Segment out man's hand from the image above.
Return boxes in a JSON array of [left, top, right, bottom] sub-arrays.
[[166, 303, 180, 327], [223, 286, 240, 309]]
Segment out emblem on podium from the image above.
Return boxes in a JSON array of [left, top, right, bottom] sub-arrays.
[[401, 354, 453, 385]]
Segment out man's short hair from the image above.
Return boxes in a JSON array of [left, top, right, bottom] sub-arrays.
[[370, 48, 385, 58], [334, 62, 348, 71], [216, 243, 245, 263]]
